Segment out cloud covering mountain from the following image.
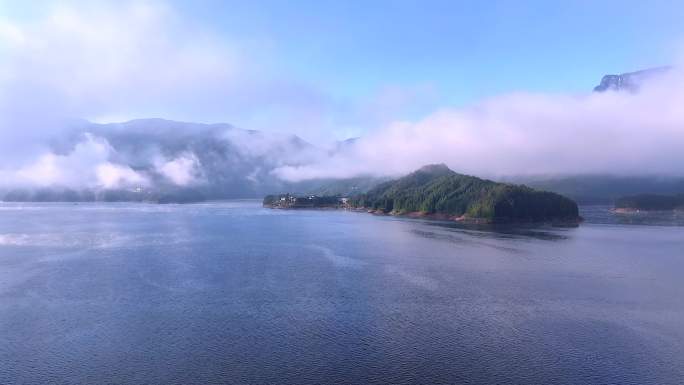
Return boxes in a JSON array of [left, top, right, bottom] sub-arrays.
[[0, 118, 329, 200], [274, 66, 684, 181]]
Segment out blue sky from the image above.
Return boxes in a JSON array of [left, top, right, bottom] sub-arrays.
[[173, 0, 682, 101], [1, 0, 683, 141]]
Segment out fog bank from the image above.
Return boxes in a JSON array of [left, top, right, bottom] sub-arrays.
[[274, 67, 684, 181]]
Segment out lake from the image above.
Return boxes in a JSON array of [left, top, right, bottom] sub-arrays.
[[1, 201, 683, 384]]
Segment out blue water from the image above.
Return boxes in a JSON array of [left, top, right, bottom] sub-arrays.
[[1, 201, 683, 384]]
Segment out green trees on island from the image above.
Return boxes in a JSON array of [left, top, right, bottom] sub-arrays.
[[348, 164, 579, 222]]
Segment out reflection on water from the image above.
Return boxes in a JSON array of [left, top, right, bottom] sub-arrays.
[[423, 220, 570, 241], [1, 201, 683, 385]]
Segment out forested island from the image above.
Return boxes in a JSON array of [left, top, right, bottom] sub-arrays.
[[264, 164, 581, 224], [615, 194, 684, 212]]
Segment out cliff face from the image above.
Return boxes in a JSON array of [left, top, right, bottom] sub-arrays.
[[593, 67, 671, 92]]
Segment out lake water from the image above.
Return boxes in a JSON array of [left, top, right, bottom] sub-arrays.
[[1, 201, 683, 384]]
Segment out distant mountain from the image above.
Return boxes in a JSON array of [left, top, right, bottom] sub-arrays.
[[517, 175, 684, 205], [349, 164, 580, 223], [505, 68, 684, 202], [330, 137, 359, 155], [1, 119, 381, 202], [615, 194, 684, 211], [84, 119, 321, 198], [593, 66, 670, 92]]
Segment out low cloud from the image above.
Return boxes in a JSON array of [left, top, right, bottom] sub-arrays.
[[1, 134, 148, 189], [96, 163, 148, 189], [274, 67, 684, 181], [154, 152, 202, 186]]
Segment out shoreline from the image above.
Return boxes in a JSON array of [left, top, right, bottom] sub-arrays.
[[264, 204, 582, 226]]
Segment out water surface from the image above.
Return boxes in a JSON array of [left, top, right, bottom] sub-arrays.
[[1, 201, 683, 384]]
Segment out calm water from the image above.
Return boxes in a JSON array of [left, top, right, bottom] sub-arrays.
[[1, 201, 683, 385]]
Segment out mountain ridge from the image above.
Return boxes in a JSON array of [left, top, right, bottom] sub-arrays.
[[593, 66, 671, 92]]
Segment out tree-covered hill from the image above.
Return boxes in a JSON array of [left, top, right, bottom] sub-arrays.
[[349, 164, 580, 223]]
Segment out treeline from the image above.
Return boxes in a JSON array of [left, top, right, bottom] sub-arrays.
[[1, 188, 207, 204], [348, 164, 579, 222]]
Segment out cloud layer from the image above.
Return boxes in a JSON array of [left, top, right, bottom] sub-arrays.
[[274, 67, 684, 181], [0, 2, 240, 166], [0, 134, 148, 189]]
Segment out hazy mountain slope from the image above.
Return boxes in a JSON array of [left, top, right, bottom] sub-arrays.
[[4, 119, 315, 201], [518, 175, 684, 205], [615, 193, 684, 211], [1, 118, 387, 202]]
